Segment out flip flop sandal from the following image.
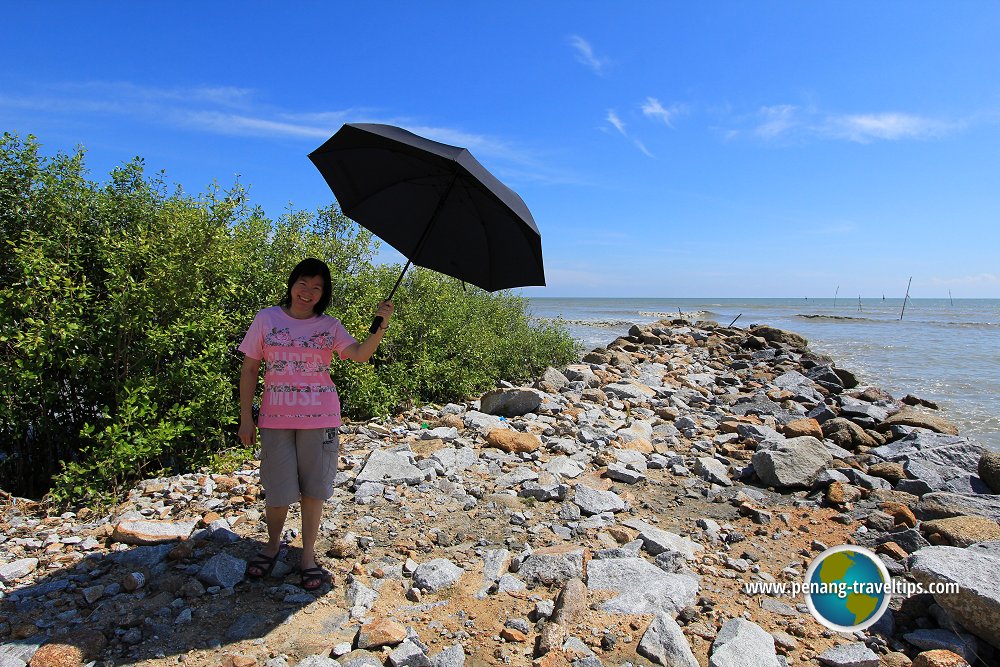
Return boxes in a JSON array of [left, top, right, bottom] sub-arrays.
[[245, 542, 287, 579], [299, 566, 331, 591]]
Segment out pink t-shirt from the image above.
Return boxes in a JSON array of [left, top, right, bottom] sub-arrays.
[[238, 306, 358, 429]]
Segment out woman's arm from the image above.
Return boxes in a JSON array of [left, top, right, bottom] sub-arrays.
[[238, 355, 262, 446], [342, 300, 394, 363]]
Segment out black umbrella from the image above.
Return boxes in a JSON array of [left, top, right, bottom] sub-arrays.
[[309, 123, 545, 332]]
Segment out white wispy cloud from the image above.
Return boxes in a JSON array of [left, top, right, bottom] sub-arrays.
[[606, 109, 627, 136], [633, 139, 655, 158], [641, 97, 683, 127], [822, 112, 953, 143], [604, 109, 656, 158], [738, 104, 956, 143], [568, 35, 608, 75], [0, 80, 584, 184], [754, 104, 801, 140]]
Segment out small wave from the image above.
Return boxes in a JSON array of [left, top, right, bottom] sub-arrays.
[[559, 319, 635, 328], [796, 314, 878, 322], [638, 310, 714, 319], [935, 321, 1000, 330]]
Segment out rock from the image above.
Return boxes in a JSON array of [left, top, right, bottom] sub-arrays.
[[695, 457, 733, 486], [347, 580, 379, 616], [356, 617, 407, 650], [915, 492, 1000, 522], [868, 461, 906, 484], [908, 543, 1000, 648], [816, 642, 880, 666], [881, 653, 913, 667], [603, 380, 656, 402], [0, 558, 38, 584], [902, 629, 978, 664], [586, 557, 699, 615], [826, 481, 863, 506], [536, 622, 567, 656], [880, 408, 959, 435], [921, 516, 1000, 547], [26, 631, 106, 667], [388, 640, 431, 667], [749, 325, 808, 349], [295, 657, 340, 667], [637, 611, 699, 667], [621, 519, 703, 560], [880, 502, 918, 528], [412, 559, 464, 593], [708, 617, 781, 667], [480, 387, 543, 417], [338, 651, 383, 667], [545, 456, 585, 479], [552, 577, 588, 625], [485, 428, 541, 454], [782, 417, 823, 439], [355, 450, 426, 486], [462, 410, 505, 435], [481, 549, 511, 583], [910, 650, 969, 667], [111, 519, 198, 545], [426, 645, 463, 667], [871, 432, 983, 481], [980, 451, 1000, 494], [197, 552, 246, 589], [518, 546, 586, 585], [822, 418, 881, 451], [752, 436, 833, 488], [0, 637, 43, 666], [573, 484, 626, 515]]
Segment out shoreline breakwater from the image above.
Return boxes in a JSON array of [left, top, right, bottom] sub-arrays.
[[2, 318, 999, 667]]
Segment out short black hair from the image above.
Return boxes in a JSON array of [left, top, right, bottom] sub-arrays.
[[279, 258, 332, 315]]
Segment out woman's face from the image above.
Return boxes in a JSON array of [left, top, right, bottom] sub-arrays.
[[288, 274, 324, 316]]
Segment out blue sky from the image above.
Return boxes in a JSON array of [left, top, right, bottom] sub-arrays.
[[4, 3, 999, 298]]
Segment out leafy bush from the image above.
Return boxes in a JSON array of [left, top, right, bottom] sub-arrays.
[[0, 133, 578, 506]]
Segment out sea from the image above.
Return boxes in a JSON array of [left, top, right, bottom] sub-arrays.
[[526, 297, 1000, 451]]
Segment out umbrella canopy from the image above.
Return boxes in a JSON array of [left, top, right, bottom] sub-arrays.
[[309, 123, 545, 294]]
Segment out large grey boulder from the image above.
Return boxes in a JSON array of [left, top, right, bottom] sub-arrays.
[[870, 432, 985, 493], [573, 484, 627, 515], [816, 642, 880, 667], [479, 387, 544, 417], [517, 546, 586, 585], [637, 611, 699, 666], [752, 436, 833, 488], [708, 617, 781, 667], [586, 557, 699, 615], [908, 542, 1000, 648], [197, 552, 246, 589], [914, 492, 1000, 522], [412, 559, 464, 593], [622, 518, 703, 560], [355, 449, 426, 486]]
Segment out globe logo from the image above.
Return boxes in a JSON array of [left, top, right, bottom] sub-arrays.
[[803, 545, 892, 631]]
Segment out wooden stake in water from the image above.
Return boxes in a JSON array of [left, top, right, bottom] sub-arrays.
[[728, 313, 742, 327], [834, 285, 840, 308], [900, 277, 912, 320], [858, 296, 862, 312], [949, 290, 954, 307]]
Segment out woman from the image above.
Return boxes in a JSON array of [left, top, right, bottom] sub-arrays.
[[238, 258, 393, 590]]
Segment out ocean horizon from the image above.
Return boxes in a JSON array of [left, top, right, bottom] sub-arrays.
[[527, 297, 1000, 451]]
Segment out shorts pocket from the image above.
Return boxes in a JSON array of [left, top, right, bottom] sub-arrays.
[[322, 428, 340, 481]]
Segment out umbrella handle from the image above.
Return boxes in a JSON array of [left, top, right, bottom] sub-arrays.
[[368, 260, 412, 334]]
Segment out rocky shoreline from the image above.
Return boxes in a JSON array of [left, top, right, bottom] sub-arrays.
[[2, 318, 999, 667]]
